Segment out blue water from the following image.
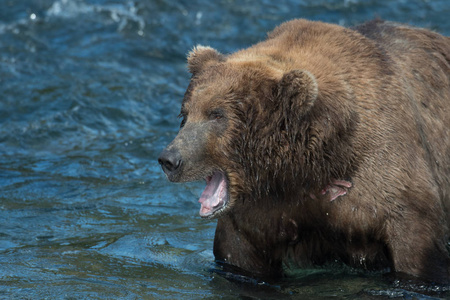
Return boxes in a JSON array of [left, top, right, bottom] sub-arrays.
[[0, 0, 449, 299]]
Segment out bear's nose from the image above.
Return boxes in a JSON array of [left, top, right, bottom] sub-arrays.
[[158, 148, 182, 175]]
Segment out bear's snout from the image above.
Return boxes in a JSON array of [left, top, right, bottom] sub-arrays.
[[158, 148, 182, 179]]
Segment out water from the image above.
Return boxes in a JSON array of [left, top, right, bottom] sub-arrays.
[[0, 0, 449, 299]]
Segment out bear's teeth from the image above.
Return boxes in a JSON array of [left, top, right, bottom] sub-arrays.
[[199, 171, 228, 218]]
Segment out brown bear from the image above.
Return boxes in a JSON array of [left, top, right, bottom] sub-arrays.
[[158, 19, 450, 284]]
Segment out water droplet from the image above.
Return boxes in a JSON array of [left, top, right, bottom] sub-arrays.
[[195, 11, 203, 25]]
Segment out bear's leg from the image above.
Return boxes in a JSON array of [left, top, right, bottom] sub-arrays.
[[386, 214, 450, 284], [213, 215, 283, 278]]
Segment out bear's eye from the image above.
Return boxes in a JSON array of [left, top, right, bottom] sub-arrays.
[[209, 109, 225, 121], [180, 118, 186, 128]]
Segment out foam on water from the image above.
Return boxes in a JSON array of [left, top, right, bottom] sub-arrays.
[[47, 0, 145, 35]]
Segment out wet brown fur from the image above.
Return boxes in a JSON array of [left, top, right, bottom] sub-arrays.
[[169, 19, 450, 283]]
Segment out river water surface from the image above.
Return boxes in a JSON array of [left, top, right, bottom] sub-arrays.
[[1, 0, 450, 299]]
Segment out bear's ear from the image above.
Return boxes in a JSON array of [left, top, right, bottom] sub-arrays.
[[277, 70, 318, 117], [187, 45, 224, 75]]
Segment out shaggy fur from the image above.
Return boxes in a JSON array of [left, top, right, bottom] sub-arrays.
[[159, 19, 450, 283]]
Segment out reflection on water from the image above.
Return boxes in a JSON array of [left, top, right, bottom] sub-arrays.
[[0, 0, 449, 298]]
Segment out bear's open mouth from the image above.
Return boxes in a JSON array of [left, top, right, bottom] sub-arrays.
[[198, 171, 229, 218]]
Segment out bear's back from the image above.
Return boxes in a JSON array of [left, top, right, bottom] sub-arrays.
[[356, 20, 450, 219]]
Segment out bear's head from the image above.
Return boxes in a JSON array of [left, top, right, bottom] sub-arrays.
[[158, 45, 347, 219]]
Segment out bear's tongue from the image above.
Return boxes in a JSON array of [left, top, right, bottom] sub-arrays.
[[198, 171, 227, 218]]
